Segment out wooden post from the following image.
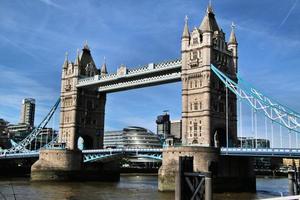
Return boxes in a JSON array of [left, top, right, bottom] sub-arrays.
[[288, 170, 295, 195], [205, 172, 212, 200]]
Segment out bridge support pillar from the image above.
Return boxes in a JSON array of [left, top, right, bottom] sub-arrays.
[[31, 149, 82, 181], [158, 146, 219, 191], [158, 146, 256, 192]]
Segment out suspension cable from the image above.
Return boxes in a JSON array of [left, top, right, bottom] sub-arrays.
[[280, 125, 282, 148], [289, 129, 291, 149], [251, 103, 254, 148], [296, 131, 298, 148], [265, 116, 268, 148], [226, 81, 229, 149], [239, 98, 243, 148], [254, 100, 258, 149], [271, 121, 274, 148]]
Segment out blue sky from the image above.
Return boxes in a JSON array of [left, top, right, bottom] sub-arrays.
[[0, 0, 300, 146]]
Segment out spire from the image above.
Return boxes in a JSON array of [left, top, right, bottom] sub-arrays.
[[182, 15, 190, 38], [63, 52, 68, 69], [207, 0, 213, 13], [228, 22, 237, 44], [83, 40, 90, 51], [74, 49, 80, 65], [101, 56, 107, 75], [199, 2, 219, 32]]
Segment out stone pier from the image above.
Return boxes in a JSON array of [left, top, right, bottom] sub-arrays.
[[158, 146, 255, 192], [31, 149, 82, 181], [31, 149, 120, 181]]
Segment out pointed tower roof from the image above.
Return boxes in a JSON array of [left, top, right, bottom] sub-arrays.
[[199, 4, 220, 32], [63, 52, 68, 69], [182, 15, 190, 38], [74, 49, 81, 65], [228, 22, 237, 44], [101, 57, 108, 75], [83, 40, 90, 51]]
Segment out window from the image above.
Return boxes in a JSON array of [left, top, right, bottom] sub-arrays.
[[192, 51, 197, 60], [193, 37, 198, 44], [195, 80, 197, 88], [194, 122, 198, 136], [190, 103, 193, 111], [194, 102, 198, 110], [199, 126, 202, 136], [200, 102, 202, 110], [190, 81, 193, 88]]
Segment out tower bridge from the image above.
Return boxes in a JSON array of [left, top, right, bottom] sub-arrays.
[[1, 3, 300, 193]]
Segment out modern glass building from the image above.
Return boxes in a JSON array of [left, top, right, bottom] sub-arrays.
[[104, 126, 162, 149], [104, 126, 162, 168]]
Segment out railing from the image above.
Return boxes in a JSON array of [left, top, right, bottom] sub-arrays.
[[220, 148, 300, 158], [97, 72, 181, 92], [77, 59, 181, 87]]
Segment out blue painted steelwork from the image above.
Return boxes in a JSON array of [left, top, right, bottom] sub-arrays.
[[4, 147, 300, 160], [0, 98, 60, 155], [220, 147, 300, 158], [211, 64, 300, 133], [82, 148, 163, 162]]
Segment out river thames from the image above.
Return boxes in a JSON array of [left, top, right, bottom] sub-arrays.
[[0, 174, 289, 200]]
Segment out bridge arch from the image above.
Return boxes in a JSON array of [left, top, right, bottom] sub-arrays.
[[213, 128, 233, 147], [77, 135, 94, 150]]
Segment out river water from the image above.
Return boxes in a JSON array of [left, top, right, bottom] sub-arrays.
[[0, 175, 289, 200]]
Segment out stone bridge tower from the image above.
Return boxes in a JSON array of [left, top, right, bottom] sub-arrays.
[[31, 43, 108, 180], [60, 43, 106, 150], [181, 5, 238, 147], [159, 6, 255, 192]]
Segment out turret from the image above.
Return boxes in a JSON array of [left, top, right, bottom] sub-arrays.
[[101, 57, 108, 77], [199, 4, 218, 67], [74, 49, 80, 66], [228, 22, 238, 73], [181, 15, 190, 51], [63, 52, 68, 69]]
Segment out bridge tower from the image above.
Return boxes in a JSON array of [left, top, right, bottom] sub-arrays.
[[159, 5, 255, 192], [59, 43, 106, 150], [31, 43, 107, 181], [181, 5, 238, 147]]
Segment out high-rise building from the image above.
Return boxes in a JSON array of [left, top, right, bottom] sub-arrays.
[[170, 120, 182, 140], [0, 119, 8, 136], [20, 98, 35, 126], [156, 113, 170, 139]]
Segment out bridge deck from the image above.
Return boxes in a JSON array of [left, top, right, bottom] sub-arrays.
[[2, 148, 300, 161], [76, 59, 182, 92]]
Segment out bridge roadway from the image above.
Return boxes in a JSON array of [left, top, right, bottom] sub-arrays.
[[77, 59, 182, 92], [2, 148, 300, 161]]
